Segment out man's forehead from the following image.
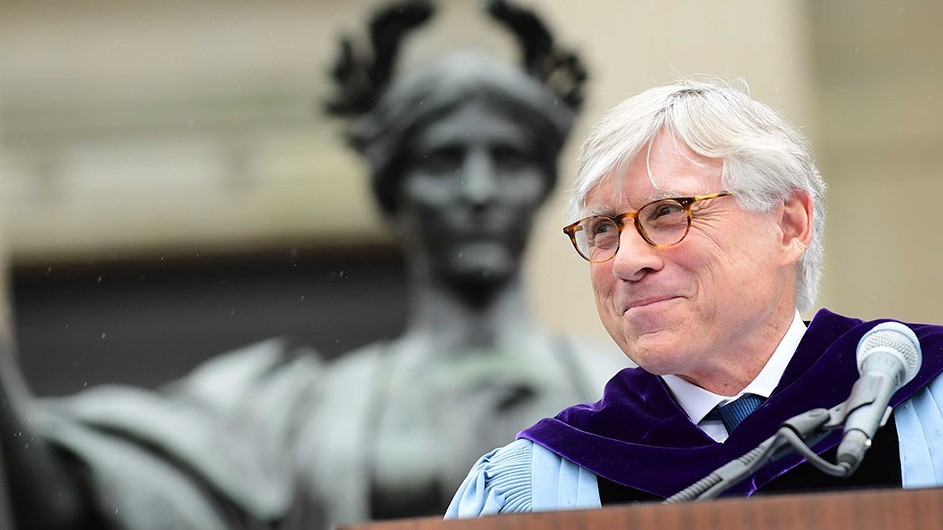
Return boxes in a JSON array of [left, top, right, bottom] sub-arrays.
[[580, 146, 724, 215], [581, 175, 687, 215]]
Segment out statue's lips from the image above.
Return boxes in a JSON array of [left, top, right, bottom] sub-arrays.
[[441, 216, 518, 238]]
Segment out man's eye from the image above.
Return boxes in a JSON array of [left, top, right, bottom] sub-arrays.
[[646, 201, 684, 220], [593, 223, 612, 235], [587, 218, 616, 236]]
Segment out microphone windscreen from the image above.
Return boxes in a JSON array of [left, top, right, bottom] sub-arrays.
[[856, 321, 922, 383]]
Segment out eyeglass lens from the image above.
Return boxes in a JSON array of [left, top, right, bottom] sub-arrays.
[[575, 199, 690, 262]]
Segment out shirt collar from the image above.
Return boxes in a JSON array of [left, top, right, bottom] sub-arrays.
[[661, 311, 808, 426]]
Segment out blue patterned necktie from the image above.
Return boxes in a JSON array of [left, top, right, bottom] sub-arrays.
[[705, 394, 766, 432]]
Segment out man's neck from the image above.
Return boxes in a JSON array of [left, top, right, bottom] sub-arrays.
[[683, 303, 799, 395], [663, 310, 807, 439]]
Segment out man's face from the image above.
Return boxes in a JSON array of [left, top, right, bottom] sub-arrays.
[[585, 131, 801, 394], [395, 102, 550, 291]]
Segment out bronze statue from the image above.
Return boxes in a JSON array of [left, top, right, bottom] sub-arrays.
[[314, 0, 625, 523], [0, 2, 626, 529]]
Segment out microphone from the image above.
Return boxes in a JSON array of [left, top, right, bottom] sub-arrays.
[[836, 321, 922, 471]]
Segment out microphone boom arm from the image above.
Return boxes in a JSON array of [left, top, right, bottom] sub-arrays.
[[665, 403, 855, 503]]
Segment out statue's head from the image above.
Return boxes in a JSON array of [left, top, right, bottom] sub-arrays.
[[349, 50, 573, 216], [326, 0, 586, 296]]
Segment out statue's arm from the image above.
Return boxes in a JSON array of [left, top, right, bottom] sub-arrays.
[[0, 340, 97, 529]]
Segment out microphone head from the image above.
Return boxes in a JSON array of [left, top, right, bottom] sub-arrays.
[[856, 321, 922, 385]]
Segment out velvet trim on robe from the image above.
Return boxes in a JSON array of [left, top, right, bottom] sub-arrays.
[[518, 309, 943, 498]]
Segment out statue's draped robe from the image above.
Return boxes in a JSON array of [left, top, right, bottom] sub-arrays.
[[34, 332, 623, 529]]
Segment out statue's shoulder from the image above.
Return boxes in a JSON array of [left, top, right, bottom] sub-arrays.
[[326, 340, 390, 373], [166, 337, 325, 417], [310, 340, 393, 415]]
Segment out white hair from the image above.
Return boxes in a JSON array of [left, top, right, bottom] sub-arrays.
[[570, 78, 826, 311]]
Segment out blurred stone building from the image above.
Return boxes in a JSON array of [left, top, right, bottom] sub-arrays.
[[1, 0, 941, 394]]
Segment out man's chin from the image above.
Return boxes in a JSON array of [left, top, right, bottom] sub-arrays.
[[617, 328, 685, 372], [630, 351, 686, 377]]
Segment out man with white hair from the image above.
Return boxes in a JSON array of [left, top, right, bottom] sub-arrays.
[[446, 78, 943, 516]]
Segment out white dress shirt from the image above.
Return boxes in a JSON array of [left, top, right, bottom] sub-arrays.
[[661, 311, 807, 442]]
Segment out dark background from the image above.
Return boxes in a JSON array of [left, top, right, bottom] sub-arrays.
[[12, 246, 408, 396]]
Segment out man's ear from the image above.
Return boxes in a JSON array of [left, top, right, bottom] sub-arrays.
[[779, 189, 814, 265]]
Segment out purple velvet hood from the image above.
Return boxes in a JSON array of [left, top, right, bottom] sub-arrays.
[[519, 309, 943, 498]]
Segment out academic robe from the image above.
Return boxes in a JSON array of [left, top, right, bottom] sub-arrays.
[[446, 309, 943, 517]]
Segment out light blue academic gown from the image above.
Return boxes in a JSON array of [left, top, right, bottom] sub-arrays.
[[446, 373, 943, 518]]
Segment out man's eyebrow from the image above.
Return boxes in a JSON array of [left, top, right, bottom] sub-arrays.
[[648, 190, 683, 201], [581, 205, 616, 217], [581, 190, 687, 217]]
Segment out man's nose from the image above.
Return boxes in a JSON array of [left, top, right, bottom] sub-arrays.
[[609, 222, 663, 280], [459, 150, 499, 205]]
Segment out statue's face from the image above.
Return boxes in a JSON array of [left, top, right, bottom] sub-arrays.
[[395, 101, 552, 290]]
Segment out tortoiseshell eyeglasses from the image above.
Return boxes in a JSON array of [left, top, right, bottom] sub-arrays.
[[563, 191, 733, 263]]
